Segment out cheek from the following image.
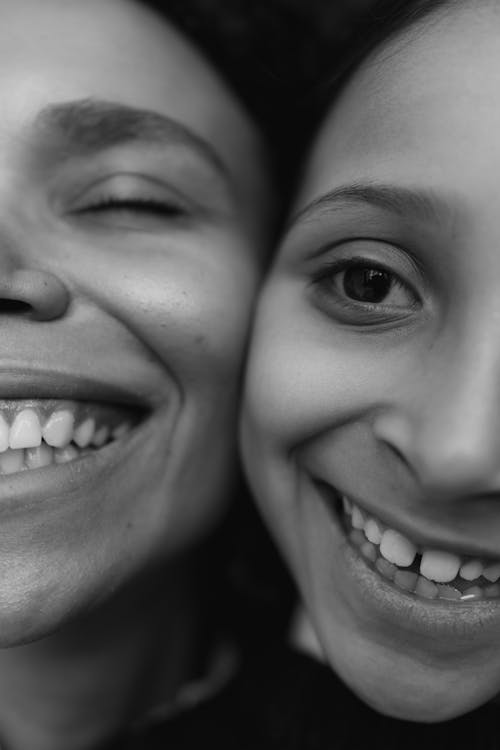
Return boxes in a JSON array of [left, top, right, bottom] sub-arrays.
[[68, 238, 261, 384], [244, 293, 406, 449]]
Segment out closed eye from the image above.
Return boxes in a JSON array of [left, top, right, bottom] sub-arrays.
[[65, 173, 192, 231], [74, 196, 186, 218]]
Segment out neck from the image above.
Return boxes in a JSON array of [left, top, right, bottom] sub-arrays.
[[0, 560, 203, 750]]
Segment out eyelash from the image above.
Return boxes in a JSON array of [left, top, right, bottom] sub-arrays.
[[75, 195, 187, 219], [310, 256, 421, 320]]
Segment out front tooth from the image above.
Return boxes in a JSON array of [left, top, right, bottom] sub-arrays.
[[351, 506, 365, 530], [420, 549, 461, 583], [436, 584, 461, 601], [25, 443, 53, 469], [112, 423, 130, 439], [461, 586, 483, 601], [415, 576, 438, 599], [459, 560, 483, 581], [485, 583, 500, 597], [364, 518, 383, 545], [9, 409, 42, 449], [42, 411, 74, 448], [375, 557, 397, 581], [0, 448, 24, 475], [92, 426, 109, 447], [73, 418, 95, 448], [361, 541, 377, 563], [394, 570, 418, 592], [342, 496, 352, 515], [483, 562, 500, 583], [54, 445, 79, 464], [0, 414, 8, 453], [380, 529, 417, 567]]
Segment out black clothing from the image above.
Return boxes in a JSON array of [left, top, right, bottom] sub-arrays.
[[116, 645, 500, 750]]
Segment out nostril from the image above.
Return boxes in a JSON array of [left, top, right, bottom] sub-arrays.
[[6, 270, 70, 321], [0, 300, 32, 314]]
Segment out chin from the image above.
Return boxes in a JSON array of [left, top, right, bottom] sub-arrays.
[[0, 567, 97, 647], [321, 633, 500, 723]]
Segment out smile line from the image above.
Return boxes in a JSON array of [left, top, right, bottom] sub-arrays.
[[316, 481, 500, 604]]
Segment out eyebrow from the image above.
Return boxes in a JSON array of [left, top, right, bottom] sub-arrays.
[[32, 97, 229, 181], [288, 182, 453, 229]]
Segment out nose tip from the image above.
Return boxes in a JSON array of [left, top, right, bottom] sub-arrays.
[[0, 269, 70, 321]]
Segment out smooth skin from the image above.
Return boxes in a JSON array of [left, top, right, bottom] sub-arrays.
[[242, 1, 500, 723], [0, 0, 270, 748]]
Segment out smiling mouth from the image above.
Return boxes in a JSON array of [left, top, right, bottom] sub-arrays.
[[319, 483, 500, 603], [0, 399, 145, 474]]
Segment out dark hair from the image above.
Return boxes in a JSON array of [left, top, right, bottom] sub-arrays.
[[276, 0, 454, 197], [137, 0, 390, 208]]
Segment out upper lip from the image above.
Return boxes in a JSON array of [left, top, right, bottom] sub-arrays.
[[315, 479, 500, 561], [0, 368, 150, 410]]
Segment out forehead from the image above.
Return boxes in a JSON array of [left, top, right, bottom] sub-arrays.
[[0, 0, 265, 213], [298, 3, 500, 208]]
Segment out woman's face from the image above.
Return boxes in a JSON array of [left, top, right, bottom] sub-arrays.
[[0, 0, 269, 644], [242, 2, 500, 722]]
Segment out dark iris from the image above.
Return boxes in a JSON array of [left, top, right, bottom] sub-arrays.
[[343, 267, 392, 303]]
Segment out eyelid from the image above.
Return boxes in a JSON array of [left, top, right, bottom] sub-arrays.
[[308, 239, 426, 289], [62, 172, 192, 214], [311, 255, 421, 303], [308, 265, 422, 332], [305, 236, 434, 333]]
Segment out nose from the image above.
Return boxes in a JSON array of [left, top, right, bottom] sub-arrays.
[[373, 333, 500, 499], [0, 267, 69, 321]]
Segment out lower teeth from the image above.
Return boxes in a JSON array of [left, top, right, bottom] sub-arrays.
[[348, 527, 499, 603], [0, 437, 114, 475]]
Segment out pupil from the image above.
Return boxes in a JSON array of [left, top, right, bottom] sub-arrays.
[[343, 267, 391, 303]]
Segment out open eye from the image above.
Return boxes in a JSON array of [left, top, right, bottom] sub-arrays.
[[335, 264, 414, 306], [311, 256, 422, 326]]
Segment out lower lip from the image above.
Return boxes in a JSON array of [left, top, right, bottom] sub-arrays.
[[314, 480, 500, 643], [0, 409, 162, 520]]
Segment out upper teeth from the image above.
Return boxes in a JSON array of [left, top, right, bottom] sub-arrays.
[[420, 549, 460, 583], [380, 529, 418, 569], [41, 410, 74, 448], [343, 496, 500, 584], [0, 403, 131, 454], [74, 418, 96, 448], [459, 560, 483, 581]]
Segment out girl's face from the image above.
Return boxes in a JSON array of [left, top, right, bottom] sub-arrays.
[[0, 0, 269, 644], [242, 2, 500, 722]]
